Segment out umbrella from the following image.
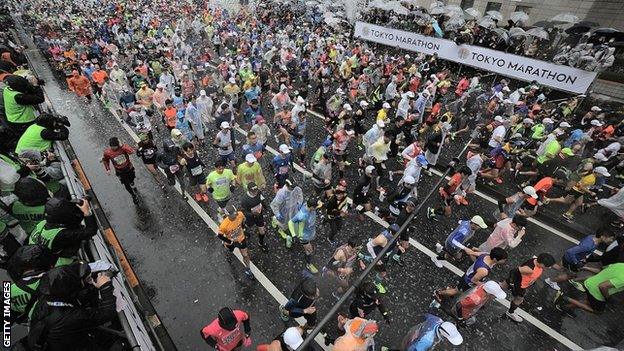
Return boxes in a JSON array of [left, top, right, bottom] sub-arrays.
[[305, 0, 318, 6], [565, 24, 591, 35], [429, 1, 444, 10], [527, 27, 549, 40], [491, 28, 509, 42], [533, 21, 556, 28], [486, 10, 502, 22], [464, 7, 481, 19], [509, 11, 529, 24], [509, 27, 527, 38], [444, 4, 463, 16], [478, 16, 495, 29], [575, 20, 599, 28], [592, 28, 624, 40], [551, 13, 579, 23], [430, 7, 445, 15], [445, 15, 466, 30]]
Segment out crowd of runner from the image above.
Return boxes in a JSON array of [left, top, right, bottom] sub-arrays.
[[1, 0, 624, 349]]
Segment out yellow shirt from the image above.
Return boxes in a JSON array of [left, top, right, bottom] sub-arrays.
[[219, 212, 246, 243], [573, 174, 596, 192], [376, 109, 388, 122]]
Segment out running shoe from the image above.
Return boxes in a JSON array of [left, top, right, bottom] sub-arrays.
[[553, 290, 564, 305], [562, 212, 575, 222], [375, 282, 387, 294], [568, 279, 586, 292], [244, 269, 255, 280], [505, 311, 523, 323], [344, 161, 352, 166], [271, 216, 278, 228], [331, 291, 341, 301], [278, 305, 290, 321], [306, 263, 319, 274], [435, 243, 444, 253], [555, 303, 576, 318], [545, 278, 561, 291], [285, 235, 293, 248], [392, 254, 404, 267], [426, 207, 438, 221], [429, 299, 441, 309], [259, 243, 269, 252], [430, 255, 443, 268]]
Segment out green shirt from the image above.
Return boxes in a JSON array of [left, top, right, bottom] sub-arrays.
[[584, 263, 624, 302], [536, 140, 561, 164], [531, 124, 545, 140], [206, 169, 235, 201]]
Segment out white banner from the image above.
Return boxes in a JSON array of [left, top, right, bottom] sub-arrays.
[[354, 22, 597, 94]]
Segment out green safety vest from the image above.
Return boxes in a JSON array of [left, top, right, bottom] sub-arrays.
[[15, 124, 51, 154], [10, 200, 46, 235], [11, 280, 40, 314], [3, 87, 37, 124], [28, 221, 74, 266]]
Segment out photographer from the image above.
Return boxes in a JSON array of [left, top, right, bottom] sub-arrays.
[[18, 149, 65, 195], [27, 262, 120, 351], [14, 113, 70, 154], [8, 177, 49, 235], [2, 74, 45, 137], [28, 197, 97, 266]]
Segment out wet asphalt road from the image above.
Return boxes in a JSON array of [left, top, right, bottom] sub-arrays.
[[17, 32, 624, 351]]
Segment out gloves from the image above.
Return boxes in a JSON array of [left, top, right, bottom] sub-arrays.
[[243, 336, 252, 347]]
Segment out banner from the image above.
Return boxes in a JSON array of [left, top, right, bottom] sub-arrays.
[[354, 22, 597, 94]]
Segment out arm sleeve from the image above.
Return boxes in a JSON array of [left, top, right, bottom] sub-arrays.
[[565, 244, 586, 265], [51, 215, 98, 250], [40, 127, 69, 142], [70, 281, 116, 329], [451, 239, 466, 250]]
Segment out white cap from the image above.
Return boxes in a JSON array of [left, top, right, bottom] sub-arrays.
[[346, 129, 355, 136], [279, 144, 291, 154], [297, 96, 305, 104], [439, 322, 463, 346], [156, 83, 164, 88], [171, 129, 182, 137], [494, 115, 504, 122], [518, 88, 526, 94], [343, 103, 352, 111], [522, 118, 534, 125], [502, 86, 511, 92], [470, 215, 488, 229], [503, 99, 512, 104], [483, 281, 507, 299], [591, 119, 603, 126], [365, 165, 376, 175], [403, 175, 416, 185], [594, 166, 611, 177], [406, 91, 415, 98], [523, 186, 538, 199], [229, 77, 236, 84], [245, 153, 257, 163], [382, 102, 391, 109], [182, 64, 188, 70], [200, 90, 206, 96], [360, 100, 369, 107], [591, 106, 602, 112], [376, 120, 385, 128], [542, 118, 553, 124], [220, 121, 230, 129], [336, 88, 344, 94], [559, 121, 571, 128], [282, 327, 303, 349], [593, 153, 608, 161]]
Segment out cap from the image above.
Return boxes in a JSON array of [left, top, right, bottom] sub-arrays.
[[182, 64, 188, 70], [359, 100, 369, 107], [502, 86, 511, 92], [245, 153, 257, 163], [594, 166, 611, 177], [365, 165, 376, 176], [590, 119, 603, 126], [346, 129, 355, 136], [406, 91, 415, 98], [200, 89, 206, 96], [343, 103, 352, 111], [279, 144, 291, 154], [503, 99, 512, 104], [224, 204, 238, 217], [282, 327, 303, 349], [518, 88, 526, 94], [593, 153, 608, 161], [494, 115, 504, 122], [522, 118, 534, 125], [560, 147, 574, 156], [542, 118, 553, 124], [559, 121, 571, 128], [220, 121, 230, 129], [336, 88, 344, 94], [591, 106, 602, 112], [470, 215, 488, 229], [403, 175, 416, 185], [171, 129, 182, 137], [483, 281, 506, 299], [523, 186, 538, 199], [228, 77, 236, 84], [439, 322, 463, 346], [376, 120, 385, 128], [382, 102, 391, 109]]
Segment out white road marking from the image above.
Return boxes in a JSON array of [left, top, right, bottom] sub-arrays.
[[105, 103, 329, 350]]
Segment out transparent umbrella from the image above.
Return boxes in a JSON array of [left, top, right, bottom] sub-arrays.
[[509, 27, 528, 38], [527, 27, 550, 40], [445, 15, 466, 30], [430, 7, 445, 15], [486, 10, 503, 22], [444, 4, 463, 16], [491, 28, 509, 42], [464, 7, 481, 19], [551, 13, 579, 23], [429, 1, 444, 10], [510, 11, 529, 24], [478, 16, 495, 29]]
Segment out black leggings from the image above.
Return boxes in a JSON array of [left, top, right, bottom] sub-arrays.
[[328, 217, 343, 241], [116, 167, 136, 196]]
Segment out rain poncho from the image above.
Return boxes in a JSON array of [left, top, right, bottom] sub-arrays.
[[288, 204, 316, 242], [196, 95, 214, 123], [185, 102, 205, 140], [401, 314, 445, 351], [333, 318, 378, 351], [270, 186, 303, 227], [598, 187, 624, 220]]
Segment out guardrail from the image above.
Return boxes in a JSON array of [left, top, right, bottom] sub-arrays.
[[9, 19, 175, 351]]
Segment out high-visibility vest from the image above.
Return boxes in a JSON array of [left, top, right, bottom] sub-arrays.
[[3, 88, 37, 124], [15, 124, 51, 153]]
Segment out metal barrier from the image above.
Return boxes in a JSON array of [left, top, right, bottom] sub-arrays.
[[8, 19, 172, 351]]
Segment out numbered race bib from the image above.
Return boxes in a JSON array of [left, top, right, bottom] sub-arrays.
[[169, 164, 180, 173], [113, 154, 127, 165], [190, 165, 203, 176], [278, 165, 289, 174]]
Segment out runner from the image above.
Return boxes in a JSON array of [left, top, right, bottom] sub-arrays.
[[213, 121, 236, 170], [431, 216, 489, 268], [399, 314, 463, 351], [271, 144, 294, 190], [200, 307, 251, 350], [236, 154, 266, 192], [216, 204, 254, 280], [322, 236, 359, 298], [426, 166, 472, 220], [477, 216, 527, 253], [348, 280, 390, 323], [279, 278, 318, 329], [180, 142, 209, 202], [442, 281, 507, 325], [323, 186, 349, 246], [206, 160, 237, 217], [288, 198, 320, 273], [270, 180, 303, 246], [359, 224, 400, 294], [101, 137, 138, 203], [255, 327, 304, 351]]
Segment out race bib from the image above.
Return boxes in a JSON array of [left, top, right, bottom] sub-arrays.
[[190, 165, 203, 176], [251, 203, 262, 213], [169, 164, 180, 173], [278, 165, 289, 174], [112, 154, 127, 165]]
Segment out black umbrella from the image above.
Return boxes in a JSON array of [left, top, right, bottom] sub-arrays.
[[592, 28, 624, 40], [565, 24, 591, 34], [575, 20, 599, 27]]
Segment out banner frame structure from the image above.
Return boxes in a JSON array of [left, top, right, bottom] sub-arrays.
[[354, 21, 597, 94]]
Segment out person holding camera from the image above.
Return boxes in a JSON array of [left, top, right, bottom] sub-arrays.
[[2, 74, 45, 138], [14, 113, 70, 154], [27, 262, 120, 351]]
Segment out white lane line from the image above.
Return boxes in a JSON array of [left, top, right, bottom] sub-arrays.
[[104, 103, 329, 349], [360, 212, 583, 351]]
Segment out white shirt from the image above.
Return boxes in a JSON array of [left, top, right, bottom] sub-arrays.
[[488, 125, 506, 148]]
